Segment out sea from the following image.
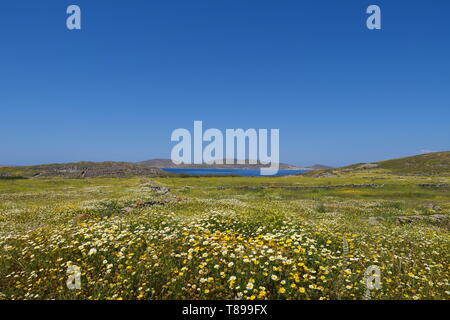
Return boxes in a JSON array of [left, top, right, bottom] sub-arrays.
[[162, 168, 309, 177]]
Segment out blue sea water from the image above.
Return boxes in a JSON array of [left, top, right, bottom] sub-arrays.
[[162, 168, 308, 177]]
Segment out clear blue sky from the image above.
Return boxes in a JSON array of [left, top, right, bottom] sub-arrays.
[[1, 0, 449, 166]]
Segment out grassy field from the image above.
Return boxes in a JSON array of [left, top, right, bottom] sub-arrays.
[[0, 173, 449, 300]]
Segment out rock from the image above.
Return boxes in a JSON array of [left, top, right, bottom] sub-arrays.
[[121, 200, 167, 213], [364, 214, 449, 228], [355, 163, 379, 170], [417, 183, 450, 188], [396, 214, 448, 224], [424, 203, 442, 211], [368, 217, 383, 225], [218, 184, 384, 191], [312, 172, 338, 178], [141, 180, 170, 195]]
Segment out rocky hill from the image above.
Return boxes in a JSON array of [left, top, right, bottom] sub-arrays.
[[0, 162, 166, 179]]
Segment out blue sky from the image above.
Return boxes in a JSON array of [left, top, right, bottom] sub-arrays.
[[1, 0, 449, 166]]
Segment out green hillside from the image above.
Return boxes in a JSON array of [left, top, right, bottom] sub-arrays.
[[303, 151, 450, 177], [373, 151, 450, 175]]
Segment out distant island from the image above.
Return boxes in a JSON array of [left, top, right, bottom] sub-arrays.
[[138, 159, 332, 171]]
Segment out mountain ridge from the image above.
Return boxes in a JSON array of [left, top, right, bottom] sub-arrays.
[[138, 159, 325, 170]]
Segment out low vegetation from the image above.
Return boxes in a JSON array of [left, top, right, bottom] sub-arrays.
[[304, 151, 450, 177], [0, 170, 449, 300]]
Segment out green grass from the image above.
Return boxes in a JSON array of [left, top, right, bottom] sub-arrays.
[[317, 151, 450, 176], [0, 173, 449, 300], [376, 151, 450, 175]]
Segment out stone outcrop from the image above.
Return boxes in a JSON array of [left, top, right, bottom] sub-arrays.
[[364, 214, 449, 228], [217, 184, 384, 191], [417, 183, 450, 188]]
